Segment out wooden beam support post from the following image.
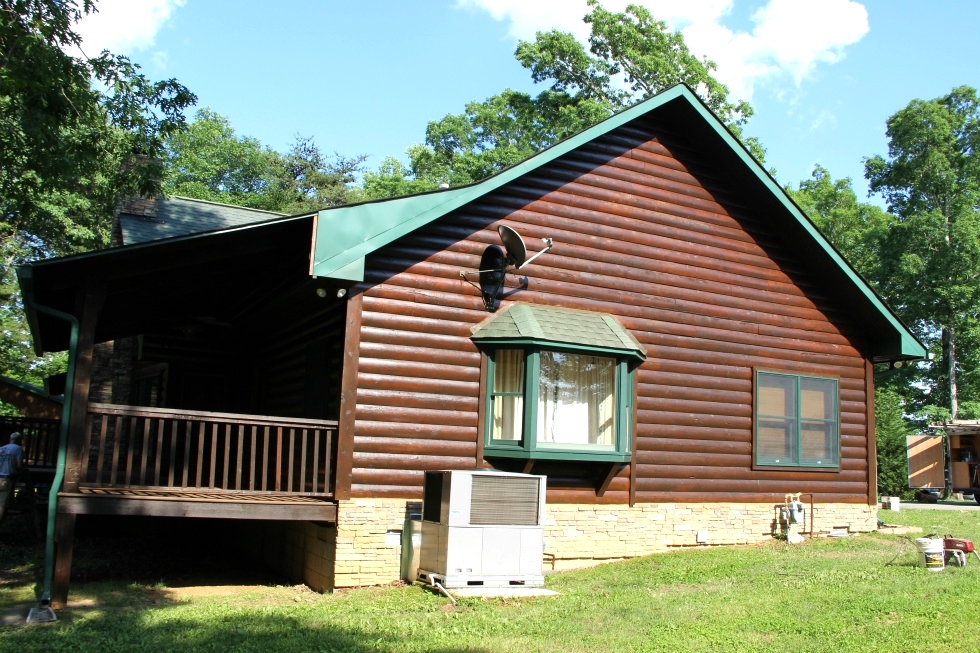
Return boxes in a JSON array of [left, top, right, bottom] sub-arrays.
[[50, 512, 76, 610], [51, 282, 102, 609], [63, 282, 104, 492], [334, 292, 363, 500]]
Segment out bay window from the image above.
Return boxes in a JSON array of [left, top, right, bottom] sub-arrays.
[[473, 303, 645, 463]]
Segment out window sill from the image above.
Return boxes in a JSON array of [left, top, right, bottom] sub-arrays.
[[484, 447, 632, 463], [753, 463, 841, 473]]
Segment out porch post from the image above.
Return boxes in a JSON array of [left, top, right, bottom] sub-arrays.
[[52, 282, 103, 608], [51, 513, 76, 609], [63, 282, 104, 492]]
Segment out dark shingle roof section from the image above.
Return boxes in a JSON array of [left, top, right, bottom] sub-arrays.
[[119, 196, 286, 245], [471, 303, 646, 360]]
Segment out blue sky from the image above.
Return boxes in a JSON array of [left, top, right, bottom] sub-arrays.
[[76, 1, 979, 202]]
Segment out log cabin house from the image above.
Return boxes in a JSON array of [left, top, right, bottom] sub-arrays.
[[18, 85, 925, 606]]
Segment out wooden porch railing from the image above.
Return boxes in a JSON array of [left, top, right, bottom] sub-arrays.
[[0, 415, 60, 468], [81, 404, 337, 496]]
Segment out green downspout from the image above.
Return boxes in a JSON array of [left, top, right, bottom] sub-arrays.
[[29, 304, 79, 606]]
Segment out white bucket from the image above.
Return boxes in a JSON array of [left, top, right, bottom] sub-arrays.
[[915, 537, 945, 571], [889, 497, 900, 511]]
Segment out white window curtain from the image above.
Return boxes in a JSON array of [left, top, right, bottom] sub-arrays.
[[491, 349, 524, 441], [537, 352, 616, 447]]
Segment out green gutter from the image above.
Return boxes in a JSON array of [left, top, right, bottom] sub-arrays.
[[19, 267, 78, 606], [30, 304, 77, 606], [18, 270, 79, 606]]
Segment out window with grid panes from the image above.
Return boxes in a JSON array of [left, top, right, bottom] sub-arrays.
[[484, 347, 633, 462], [754, 370, 840, 469]]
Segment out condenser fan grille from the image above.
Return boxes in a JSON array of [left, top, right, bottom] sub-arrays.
[[470, 475, 541, 525]]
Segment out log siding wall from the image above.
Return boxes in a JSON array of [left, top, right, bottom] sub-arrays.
[[349, 115, 871, 505]]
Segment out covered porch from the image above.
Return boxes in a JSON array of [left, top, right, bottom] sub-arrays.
[[18, 212, 355, 606]]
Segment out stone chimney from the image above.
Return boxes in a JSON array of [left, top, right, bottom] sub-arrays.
[[111, 195, 158, 247]]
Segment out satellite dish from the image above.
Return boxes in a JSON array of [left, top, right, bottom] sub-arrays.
[[498, 225, 527, 268], [472, 225, 555, 311]]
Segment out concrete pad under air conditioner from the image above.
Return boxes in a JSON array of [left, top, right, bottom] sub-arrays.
[[447, 587, 559, 598]]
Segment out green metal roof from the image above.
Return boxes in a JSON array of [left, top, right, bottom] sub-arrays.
[[310, 84, 925, 362], [471, 303, 646, 361]]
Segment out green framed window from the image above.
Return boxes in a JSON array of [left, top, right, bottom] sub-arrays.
[[472, 303, 645, 463], [485, 347, 634, 462], [754, 370, 840, 469]]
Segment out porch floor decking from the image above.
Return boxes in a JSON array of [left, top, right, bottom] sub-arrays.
[[58, 486, 338, 521]]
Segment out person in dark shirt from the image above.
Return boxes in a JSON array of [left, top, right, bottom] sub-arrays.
[[0, 433, 24, 520]]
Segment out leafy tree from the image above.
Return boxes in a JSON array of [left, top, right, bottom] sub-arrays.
[[515, 1, 750, 129], [1, 0, 195, 408], [163, 110, 365, 213], [874, 387, 914, 500], [359, 156, 444, 201], [162, 108, 276, 208], [865, 86, 980, 419], [368, 0, 760, 197], [1, 0, 195, 258], [409, 88, 610, 190], [787, 165, 894, 279], [267, 136, 366, 213]]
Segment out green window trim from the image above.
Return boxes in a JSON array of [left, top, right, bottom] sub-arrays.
[[483, 346, 635, 463], [753, 369, 841, 470]]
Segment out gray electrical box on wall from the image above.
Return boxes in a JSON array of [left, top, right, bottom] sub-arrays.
[[418, 470, 547, 588]]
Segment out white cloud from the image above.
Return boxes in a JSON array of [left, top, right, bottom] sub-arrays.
[[457, 0, 869, 101], [73, 0, 185, 58], [808, 109, 837, 132]]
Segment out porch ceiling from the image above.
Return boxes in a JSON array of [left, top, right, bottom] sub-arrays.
[[19, 215, 350, 354]]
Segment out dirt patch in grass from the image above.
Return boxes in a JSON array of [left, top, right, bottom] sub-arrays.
[[159, 584, 271, 599]]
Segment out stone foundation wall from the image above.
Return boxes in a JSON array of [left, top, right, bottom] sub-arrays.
[[321, 499, 878, 588], [332, 499, 419, 588], [543, 502, 876, 569], [243, 500, 877, 590]]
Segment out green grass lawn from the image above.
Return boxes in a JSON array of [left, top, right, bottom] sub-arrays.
[[2, 507, 979, 652]]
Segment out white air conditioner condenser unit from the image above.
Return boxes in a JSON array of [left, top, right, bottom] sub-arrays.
[[418, 469, 546, 588]]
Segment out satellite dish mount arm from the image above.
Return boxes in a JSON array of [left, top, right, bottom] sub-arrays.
[[517, 238, 553, 270]]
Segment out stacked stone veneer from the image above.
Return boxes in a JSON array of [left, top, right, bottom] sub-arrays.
[[255, 499, 877, 590], [112, 195, 157, 246]]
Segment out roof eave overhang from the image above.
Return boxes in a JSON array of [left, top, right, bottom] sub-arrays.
[[661, 97, 927, 363], [17, 266, 46, 356], [18, 212, 319, 354], [308, 85, 924, 363], [310, 86, 695, 282]]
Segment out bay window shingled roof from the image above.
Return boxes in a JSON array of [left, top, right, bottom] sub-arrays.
[[471, 303, 646, 361]]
